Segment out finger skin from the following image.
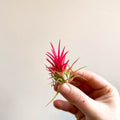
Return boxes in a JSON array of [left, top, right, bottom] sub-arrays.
[[54, 83, 58, 91], [54, 100, 84, 119], [53, 70, 120, 120], [58, 83, 96, 115], [53, 100, 78, 114], [75, 70, 112, 89]]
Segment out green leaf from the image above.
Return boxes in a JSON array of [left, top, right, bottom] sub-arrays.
[[46, 90, 59, 106], [70, 66, 87, 78]]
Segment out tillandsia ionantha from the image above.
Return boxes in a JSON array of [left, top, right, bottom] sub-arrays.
[[46, 40, 86, 105]]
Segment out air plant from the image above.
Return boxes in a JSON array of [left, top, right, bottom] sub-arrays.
[[46, 40, 85, 105]]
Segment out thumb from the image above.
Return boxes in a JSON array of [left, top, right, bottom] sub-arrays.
[[58, 83, 97, 115]]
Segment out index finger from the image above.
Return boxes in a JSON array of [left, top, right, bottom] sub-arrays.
[[75, 70, 112, 90]]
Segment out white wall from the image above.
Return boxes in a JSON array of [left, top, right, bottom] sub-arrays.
[[0, 0, 120, 120]]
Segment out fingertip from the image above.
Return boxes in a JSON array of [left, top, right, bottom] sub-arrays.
[[53, 100, 62, 109], [58, 83, 70, 95], [53, 82, 59, 91], [53, 100, 78, 114], [54, 85, 57, 91], [53, 100, 57, 108]]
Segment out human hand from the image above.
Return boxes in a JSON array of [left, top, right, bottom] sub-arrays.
[[53, 70, 120, 120]]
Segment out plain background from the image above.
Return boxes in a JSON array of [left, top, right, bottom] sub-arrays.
[[0, 0, 120, 120]]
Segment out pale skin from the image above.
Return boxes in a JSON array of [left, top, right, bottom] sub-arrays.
[[53, 70, 120, 120]]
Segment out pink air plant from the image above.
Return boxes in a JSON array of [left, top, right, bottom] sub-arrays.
[[46, 41, 69, 77], [46, 40, 86, 105]]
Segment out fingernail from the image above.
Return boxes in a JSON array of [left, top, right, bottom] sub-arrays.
[[59, 83, 70, 94]]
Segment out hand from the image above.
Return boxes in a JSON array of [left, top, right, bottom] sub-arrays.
[[53, 70, 120, 120]]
